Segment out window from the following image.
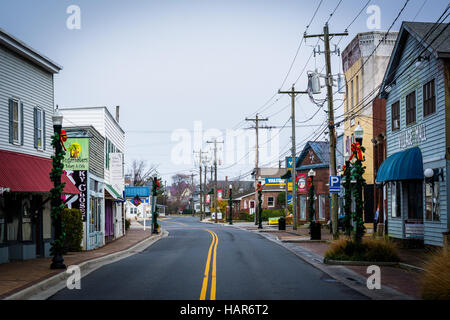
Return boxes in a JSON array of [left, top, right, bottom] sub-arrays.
[[9, 99, 22, 144], [406, 181, 423, 220], [318, 195, 326, 220], [300, 195, 306, 220], [391, 182, 401, 218], [356, 75, 359, 106], [425, 182, 440, 221], [34, 107, 44, 150], [345, 84, 349, 111], [406, 91, 416, 125], [351, 80, 354, 108], [22, 201, 32, 241], [391, 101, 400, 131], [423, 79, 436, 117], [267, 197, 275, 207]]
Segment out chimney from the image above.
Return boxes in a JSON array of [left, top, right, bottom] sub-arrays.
[[115, 105, 120, 123]]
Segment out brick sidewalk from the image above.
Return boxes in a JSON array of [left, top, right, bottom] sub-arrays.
[[0, 228, 153, 299]]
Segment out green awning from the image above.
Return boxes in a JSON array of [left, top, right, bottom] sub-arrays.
[[105, 184, 123, 200]]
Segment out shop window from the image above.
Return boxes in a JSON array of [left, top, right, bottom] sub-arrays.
[[391, 182, 401, 218], [391, 101, 400, 131], [267, 197, 275, 207], [300, 195, 306, 220], [425, 182, 440, 221], [0, 197, 5, 244], [406, 91, 416, 125], [423, 79, 436, 117], [318, 195, 326, 220], [406, 181, 423, 221], [90, 197, 102, 233], [22, 200, 32, 241], [244, 200, 247, 209]]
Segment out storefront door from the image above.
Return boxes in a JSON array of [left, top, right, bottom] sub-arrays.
[[105, 200, 114, 243], [404, 181, 424, 239]]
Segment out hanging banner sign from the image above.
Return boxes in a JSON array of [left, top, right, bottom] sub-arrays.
[[63, 138, 89, 171], [217, 190, 223, 201], [297, 174, 307, 193], [65, 170, 88, 221]]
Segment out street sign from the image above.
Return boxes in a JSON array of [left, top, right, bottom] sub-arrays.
[[329, 176, 341, 193]]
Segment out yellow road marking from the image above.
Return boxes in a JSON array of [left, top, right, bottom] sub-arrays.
[[199, 229, 218, 300]]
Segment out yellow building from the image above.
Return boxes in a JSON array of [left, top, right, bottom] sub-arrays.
[[342, 31, 399, 185], [341, 31, 398, 220]]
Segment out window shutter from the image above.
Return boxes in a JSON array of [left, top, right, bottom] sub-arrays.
[[34, 107, 38, 149], [20, 102, 24, 145], [43, 110, 46, 150], [8, 99, 13, 144]]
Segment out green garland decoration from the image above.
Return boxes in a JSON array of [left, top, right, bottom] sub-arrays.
[[350, 145, 367, 243], [49, 132, 67, 255], [342, 164, 353, 237]]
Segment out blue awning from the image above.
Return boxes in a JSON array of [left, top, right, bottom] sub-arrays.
[[376, 147, 424, 183]]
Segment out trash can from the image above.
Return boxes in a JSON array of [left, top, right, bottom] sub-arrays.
[[278, 217, 286, 230], [310, 221, 321, 240]]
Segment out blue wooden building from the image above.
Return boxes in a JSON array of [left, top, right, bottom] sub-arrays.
[[377, 22, 450, 247]]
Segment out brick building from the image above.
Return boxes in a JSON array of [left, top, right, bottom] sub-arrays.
[[295, 141, 330, 224]]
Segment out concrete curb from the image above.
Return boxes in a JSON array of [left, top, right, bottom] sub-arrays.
[[324, 260, 399, 267], [280, 238, 329, 243], [398, 263, 425, 273], [4, 230, 168, 300]]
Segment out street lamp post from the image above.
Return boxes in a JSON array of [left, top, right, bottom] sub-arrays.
[[50, 107, 66, 269], [308, 169, 320, 240], [228, 184, 233, 225]]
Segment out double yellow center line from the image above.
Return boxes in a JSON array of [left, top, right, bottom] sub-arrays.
[[200, 229, 218, 300]]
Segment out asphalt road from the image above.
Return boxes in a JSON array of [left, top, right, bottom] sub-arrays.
[[50, 216, 366, 300]]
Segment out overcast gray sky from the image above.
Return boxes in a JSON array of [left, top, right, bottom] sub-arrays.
[[1, 0, 447, 184]]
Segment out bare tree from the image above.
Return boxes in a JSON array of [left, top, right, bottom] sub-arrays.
[[126, 160, 158, 186]]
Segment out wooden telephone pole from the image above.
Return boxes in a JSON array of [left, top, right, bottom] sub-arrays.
[[245, 114, 269, 225], [304, 23, 348, 239], [194, 150, 208, 221], [207, 139, 223, 223], [278, 87, 308, 230]]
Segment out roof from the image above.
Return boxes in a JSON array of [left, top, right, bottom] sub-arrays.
[[380, 21, 450, 97], [0, 28, 62, 74], [124, 186, 150, 198], [296, 141, 330, 170], [59, 106, 125, 134], [0, 149, 79, 194]]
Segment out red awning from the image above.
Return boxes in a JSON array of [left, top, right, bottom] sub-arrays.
[[0, 149, 79, 194]]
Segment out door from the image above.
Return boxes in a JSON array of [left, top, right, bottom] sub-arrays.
[[364, 185, 374, 223], [105, 200, 114, 243]]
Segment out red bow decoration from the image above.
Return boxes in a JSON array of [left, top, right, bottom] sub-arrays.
[[349, 142, 363, 162], [256, 183, 262, 192], [156, 179, 161, 188], [341, 164, 347, 176], [60, 130, 67, 151]]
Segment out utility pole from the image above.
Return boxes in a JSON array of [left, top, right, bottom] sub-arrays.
[[304, 23, 348, 239], [278, 86, 308, 230], [245, 114, 268, 225], [190, 173, 195, 217], [207, 139, 223, 223], [194, 150, 208, 221]]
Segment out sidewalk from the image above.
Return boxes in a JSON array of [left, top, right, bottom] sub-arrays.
[[0, 227, 156, 299]]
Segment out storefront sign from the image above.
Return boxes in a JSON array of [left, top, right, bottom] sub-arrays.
[[399, 124, 426, 149], [405, 223, 424, 239], [63, 138, 89, 170], [265, 178, 285, 186], [109, 152, 124, 193], [297, 174, 307, 193], [66, 170, 88, 221]]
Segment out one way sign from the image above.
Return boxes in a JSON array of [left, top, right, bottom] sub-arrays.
[[329, 176, 341, 193]]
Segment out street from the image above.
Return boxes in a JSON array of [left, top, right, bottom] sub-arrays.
[[50, 217, 365, 300]]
